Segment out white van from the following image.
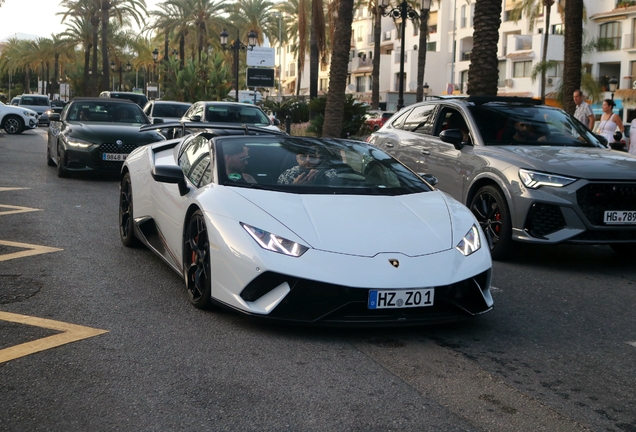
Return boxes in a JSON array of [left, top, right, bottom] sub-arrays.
[[236, 90, 263, 104]]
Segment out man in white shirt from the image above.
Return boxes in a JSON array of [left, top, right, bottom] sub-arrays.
[[573, 90, 595, 130]]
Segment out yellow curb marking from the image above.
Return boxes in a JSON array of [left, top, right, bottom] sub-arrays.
[[0, 188, 29, 192], [0, 204, 41, 216], [0, 311, 108, 364], [0, 240, 63, 263]]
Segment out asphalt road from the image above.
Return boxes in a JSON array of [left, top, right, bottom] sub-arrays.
[[0, 128, 635, 431]]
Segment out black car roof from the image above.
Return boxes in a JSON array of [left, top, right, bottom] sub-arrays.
[[70, 97, 137, 104]]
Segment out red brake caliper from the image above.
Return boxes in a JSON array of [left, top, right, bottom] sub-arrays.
[[494, 212, 501, 234]]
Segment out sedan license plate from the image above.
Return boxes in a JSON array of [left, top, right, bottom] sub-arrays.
[[368, 288, 434, 309], [604, 211, 636, 225], [102, 153, 128, 161]]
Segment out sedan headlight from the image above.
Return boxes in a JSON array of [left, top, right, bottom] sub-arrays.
[[67, 138, 93, 148], [519, 169, 576, 189], [242, 223, 309, 257], [456, 225, 481, 256]]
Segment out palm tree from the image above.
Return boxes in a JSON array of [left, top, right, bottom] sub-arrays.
[[60, 16, 94, 96], [415, 2, 432, 102], [323, 0, 355, 138], [368, 0, 382, 109], [100, 0, 148, 92], [510, 0, 559, 103], [467, 0, 502, 96], [309, 0, 327, 100], [562, 0, 583, 114], [149, 2, 180, 64], [0, 38, 32, 92]]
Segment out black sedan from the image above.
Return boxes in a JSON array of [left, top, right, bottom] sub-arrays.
[[47, 98, 165, 177]]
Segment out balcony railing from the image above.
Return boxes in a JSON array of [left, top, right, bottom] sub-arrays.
[[461, 51, 471, 61]]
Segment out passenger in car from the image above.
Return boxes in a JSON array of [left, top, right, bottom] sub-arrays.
[[512, 121, 546, 142], [277, 147, 338, 185]]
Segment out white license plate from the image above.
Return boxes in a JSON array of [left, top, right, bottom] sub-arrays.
[[368, 288, 434, 309], [604, 211, 636, 225], [102, 153, 128, 161]]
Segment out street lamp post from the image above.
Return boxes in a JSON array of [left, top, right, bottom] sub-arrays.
[[423, 82, 429, 100], [609, 76, 618, 100], [151, 48, 159, 98], [220, 29, 257, 103], [272, 13, 283, 102], [380, 0, 422, 110], [110, 61, 132, 91]]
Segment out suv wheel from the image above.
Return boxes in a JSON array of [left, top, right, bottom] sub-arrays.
[[469, 185, 513, 260], [3, 116, 24, 134]]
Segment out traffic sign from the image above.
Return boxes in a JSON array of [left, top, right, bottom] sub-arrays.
[[246, 68, 275, 88], [247, 47, 275, 67]]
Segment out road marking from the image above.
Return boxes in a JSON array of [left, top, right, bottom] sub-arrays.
[[0, 240, 63, 262], [0, 187, 30, 192], [354, 338, 586, 431], [0, 204, 41, 216], [0, 311, 108, 364], [627, 341, 636, 348]]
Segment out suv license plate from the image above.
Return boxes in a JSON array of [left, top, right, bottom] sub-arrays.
[[368, 288, 434, 309], [604, 211, 636, 225], [102, 153, 127, 161]]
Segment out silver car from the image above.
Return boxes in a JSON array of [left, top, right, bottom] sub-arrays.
[[367, 96, 636, 260], [17, 94, 51, 126]]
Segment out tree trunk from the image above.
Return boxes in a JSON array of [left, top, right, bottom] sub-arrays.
[[101, 0, 111, 93], [562, 0, 583, 115], [84, 47, 91, 96], [416, 9, 429, 102], [371, 6, 381, 109], [53, 54, 60, 98], [91, 19, 99, 96], [309, 18, 319, 100], [323, 0, 354, 138], [467, 0, 502, 96]]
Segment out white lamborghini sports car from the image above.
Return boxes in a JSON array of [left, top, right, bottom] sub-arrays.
[[119, 129, 493, 325]]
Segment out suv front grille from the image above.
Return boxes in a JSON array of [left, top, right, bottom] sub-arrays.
[[525, 203, 566, 238], [576, 183, 636, 225]]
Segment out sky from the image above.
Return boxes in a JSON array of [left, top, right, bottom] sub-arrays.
[[0, 0, 163, 41]]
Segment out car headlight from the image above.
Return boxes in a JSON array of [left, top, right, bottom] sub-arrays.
[[23, 111, 35, 117], [242, 223, 309, 257], [456, 225, 481, 256], [67, 138, 93, 148], [519, 169, 576, 189]]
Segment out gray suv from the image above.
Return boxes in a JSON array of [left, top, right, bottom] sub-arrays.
[[367, 96, 636, 259], [17, 94, 51, 126]]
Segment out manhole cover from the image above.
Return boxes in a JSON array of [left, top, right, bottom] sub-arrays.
[[0, 275, 42, 304]]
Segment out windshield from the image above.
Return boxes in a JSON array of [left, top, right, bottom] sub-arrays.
[[205, 104, 271, 125], [67, 101, 149, 124], [110, 93, 148, 107], [153, 103, 190, 118], [20, 96, 49, 106], [468, 103, 603, 147], [216, 136, 432, 195]]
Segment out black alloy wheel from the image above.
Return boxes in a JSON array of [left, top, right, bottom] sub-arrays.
[[184, 210, 212, 309], [469, 185, 513, 260], [46, 143, 56, 166], [119, 172, 140, 247], [3, 116, 23, 134], [56, 144, 70, 178]]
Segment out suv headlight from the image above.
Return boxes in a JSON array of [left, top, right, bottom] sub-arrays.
[[23, 111, 35, 117], [519, 169, 576, 189], [242, 223, 309, 257], [456, 225, 481, 256]]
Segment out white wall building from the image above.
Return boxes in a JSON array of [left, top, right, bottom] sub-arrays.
[[274, 0, 636, 119]]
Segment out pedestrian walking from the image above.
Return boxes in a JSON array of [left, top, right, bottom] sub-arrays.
[[573, 90, 595, 130]]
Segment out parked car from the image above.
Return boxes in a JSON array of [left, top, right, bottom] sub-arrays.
[[10, 97, 19, 106], [16, 94, 51, 126], [46, 98, 164, 177], [365, 111, 395, 131], [0, 101, 39, 134], [174, 101, 281, 137], [118, 131, 492, 325], [142, 100, 192, 139], [50, 100, 68, 114], [99, 91, 149, 107], [367, 96, 636, 259]]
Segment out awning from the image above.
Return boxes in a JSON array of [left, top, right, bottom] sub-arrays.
[[283, 77, 296, 86], [591, 99, 622, 116]]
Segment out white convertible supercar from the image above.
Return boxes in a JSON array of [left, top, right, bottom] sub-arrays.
[[119, 129, 493, 325]]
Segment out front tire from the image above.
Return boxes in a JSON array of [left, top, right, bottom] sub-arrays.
[[3, 116, 23, 135], [183, 210, 212, 309], [56, 144, 70, 178], [119, 172, 140, 247], [469, 185, 513, 260]]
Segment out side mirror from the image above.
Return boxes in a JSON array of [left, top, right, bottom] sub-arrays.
[[273, 119, 280, 126], [48, 113, 60, 122], [439, 129, 465, 150], [152, 117, 164, 124], [190, 115, 201, 122], [151, 165, 189, 196], [419, 173, 438, 186]]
